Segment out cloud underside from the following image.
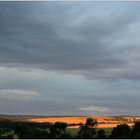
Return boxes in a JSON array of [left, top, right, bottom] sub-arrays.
[[0, 2, 140, 81], [0, 2, 140, 115], [79, 106, 110, 113], [0, 66, 140, 116], [0, 89, 40, 101]]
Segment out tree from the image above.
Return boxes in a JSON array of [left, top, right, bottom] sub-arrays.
[[96, 129, 106, 138], [110, 124, 131, 138], [86, 118, 97, 127], [132, 121, 140, 138], [14, 122, 28, 138], [77, 117, 97, 138], [14, 122, 49, 139], [19, 128, 49, 139], [48, 122, 68, 138], [54, 122, 67, 132]]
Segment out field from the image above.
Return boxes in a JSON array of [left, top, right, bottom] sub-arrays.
[[67, 128, 113, 136], [0, 115, 139, 138], [29, 116, 136, 128], [0, 115, 139, 129]]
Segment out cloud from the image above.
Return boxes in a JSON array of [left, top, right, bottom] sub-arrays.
[[79, 106, 111, 113], [0, 2, 140, 81], [0, 2, 140, 115], [0, 65, 140, 115], [0, 89, 40, 101]]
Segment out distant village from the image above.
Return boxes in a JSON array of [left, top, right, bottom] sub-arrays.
[[121, 116, 140, 123]]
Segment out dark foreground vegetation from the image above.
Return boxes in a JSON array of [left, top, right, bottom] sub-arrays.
[[0, 118, 140, 139]]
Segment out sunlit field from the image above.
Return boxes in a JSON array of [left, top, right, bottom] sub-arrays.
[[29, 116, 135, 128]]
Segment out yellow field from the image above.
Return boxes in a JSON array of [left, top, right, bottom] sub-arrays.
[[29, 116, 136, 128]]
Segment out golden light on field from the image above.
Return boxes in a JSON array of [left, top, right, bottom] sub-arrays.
[[29, 116, 135, 128]]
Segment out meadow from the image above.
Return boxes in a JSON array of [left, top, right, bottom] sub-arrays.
[[67, 127, 113, 136]]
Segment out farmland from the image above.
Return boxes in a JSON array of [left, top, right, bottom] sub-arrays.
[[29, 116, 137, 128], [0, 115, 140, 138], [0, 115, 139, 129]]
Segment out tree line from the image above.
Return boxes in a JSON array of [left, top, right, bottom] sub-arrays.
[[0, 117, 140, 138]]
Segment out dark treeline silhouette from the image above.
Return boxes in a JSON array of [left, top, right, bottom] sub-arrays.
[[77, 118, 97, 138], [0, 118, 140, 138]]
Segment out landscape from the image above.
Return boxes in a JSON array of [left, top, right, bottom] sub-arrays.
[[29, 115, 136, 128], [0, 115, 140, 138], [1, 1, 140, 139]]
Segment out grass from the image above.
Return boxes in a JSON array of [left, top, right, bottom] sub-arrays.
[[99, 128, 113, 136], [66, 128, 79, 135], [66, 127, 113, 136]]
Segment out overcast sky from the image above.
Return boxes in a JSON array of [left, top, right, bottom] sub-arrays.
[[1, 2, 140, 116]]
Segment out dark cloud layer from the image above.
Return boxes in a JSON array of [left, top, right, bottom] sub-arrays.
[[0, 2, 140, 80], [1, 2, 140, 115]]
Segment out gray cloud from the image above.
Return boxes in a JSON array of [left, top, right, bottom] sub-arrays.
[[0, 2, 140, 81], [0, 2, 140, 115]]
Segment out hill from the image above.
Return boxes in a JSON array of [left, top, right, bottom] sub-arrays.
[[0, 115, 140, 128]]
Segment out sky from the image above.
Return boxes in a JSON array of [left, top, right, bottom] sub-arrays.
[[1, 2, 140, 116]]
